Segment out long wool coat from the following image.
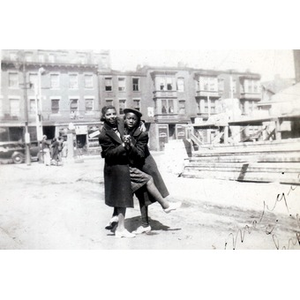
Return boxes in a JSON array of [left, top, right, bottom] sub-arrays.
[[128, 126, 169, 205], [99, 121, 133, 208]]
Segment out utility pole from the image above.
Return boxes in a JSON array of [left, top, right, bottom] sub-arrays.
[[22, 53, 31, 166]]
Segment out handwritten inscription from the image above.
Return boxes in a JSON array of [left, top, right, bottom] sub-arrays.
[[224, 185, 300, 250]]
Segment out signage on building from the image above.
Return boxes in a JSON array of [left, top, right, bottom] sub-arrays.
[[148, 107, 154, 117], [75, 125, 88, 135]]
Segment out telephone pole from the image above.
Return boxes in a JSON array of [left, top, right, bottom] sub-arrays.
[[21, 54, 31, 166]]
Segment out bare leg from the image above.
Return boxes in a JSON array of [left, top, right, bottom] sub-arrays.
[[114, 207, 135, 238], [115, 207, 126, 231], [146, 178, 181, 213], [146, 177, 170, 209]]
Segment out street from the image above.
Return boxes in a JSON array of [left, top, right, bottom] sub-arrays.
[[0, 153, 299, 250]]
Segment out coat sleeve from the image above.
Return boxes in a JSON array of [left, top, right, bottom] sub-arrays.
[[128, 131, 149, 159], [99, 133, 127, 159]]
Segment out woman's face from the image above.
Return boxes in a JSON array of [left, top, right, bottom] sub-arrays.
[[104, 108, 117, 125], [125, 112, 139, 129]]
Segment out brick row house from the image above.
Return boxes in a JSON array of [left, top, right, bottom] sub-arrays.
[[1, 49, 262, 152]]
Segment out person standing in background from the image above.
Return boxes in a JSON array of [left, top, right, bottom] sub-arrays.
[[41, 135, 51, 166]]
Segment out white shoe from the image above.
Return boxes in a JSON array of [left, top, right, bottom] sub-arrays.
[[115, 229, 136, 238], [133, 225, 151, 234], [164, 202, 182, 213], [105, 216, 119, 230]]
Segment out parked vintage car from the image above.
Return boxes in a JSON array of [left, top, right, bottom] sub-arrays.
[[0, 141, 40, 164]]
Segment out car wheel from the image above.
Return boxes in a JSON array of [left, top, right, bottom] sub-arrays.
[[12, 153, 24, 164]]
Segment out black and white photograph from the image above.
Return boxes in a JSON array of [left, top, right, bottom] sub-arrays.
[[0, 1, 299, 300], [1, 48, 299, 250]]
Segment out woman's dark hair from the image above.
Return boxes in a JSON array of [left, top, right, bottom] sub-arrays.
[[100, 105, 116, 121]]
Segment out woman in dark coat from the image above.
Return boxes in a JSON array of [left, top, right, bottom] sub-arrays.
[[123, 108, 181, 234], [99, 105, 135, 238]]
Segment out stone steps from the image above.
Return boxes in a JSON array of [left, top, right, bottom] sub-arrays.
[[181, 139, 300, 185]]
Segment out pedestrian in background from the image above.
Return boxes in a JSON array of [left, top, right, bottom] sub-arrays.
[[50, 138, 60, 165], [41, 135, 51, 166], [62, 138, 68, 158]]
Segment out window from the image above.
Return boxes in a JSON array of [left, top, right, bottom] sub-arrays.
[[49, 54, 55, 63], [218, 78, 224, 92], [25, 53, 32, 62], [132, 78, 139, 91], [195, 79, 200, 91], [105, 99, 113, 106], [231, 78, 236, 93], [210, 99, 216, 113], [38, 54, 44, 62], [196, 99, 201, 114], [101, 55, 109, 68], [70, 99, 78, 113], [29, 73, 38, 90], [119, 99, 126, 114], [29, 99, 37, 115], [179, 100, 186, 114], [8, 72, 19, 88], [245, 79, 260, 93], [69, 74, 78, 89], [161, 99, 174, 114], [105, 77, 112, 91], [204, 99, 209, 113], [209, 77, 217, 91], [79, 54, 86, 64], [84, 74, 93, 88], [9, 53, 17, 60], [133, 99, 140, 111], [118, 77, 126, 91], [167, 78, 173, 91], [9, 99, 20, 116], [177, 78, 185, 92], [85, 98, 94, 112], [50, 74, 60, 89], [157, 77, 165, 90], [51, 99, 60, 114]]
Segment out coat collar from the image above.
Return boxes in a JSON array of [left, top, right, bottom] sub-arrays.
[[103, 121, 124, 143]]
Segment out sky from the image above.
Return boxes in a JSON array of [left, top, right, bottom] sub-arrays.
[[109, 49, 295, 82]]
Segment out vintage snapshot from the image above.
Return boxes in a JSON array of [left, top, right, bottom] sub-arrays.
[[0, 49, 299, 250]]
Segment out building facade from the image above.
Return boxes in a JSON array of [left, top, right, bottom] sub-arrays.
[[1, 49, 262, 152], [1, 49, 110, 153]]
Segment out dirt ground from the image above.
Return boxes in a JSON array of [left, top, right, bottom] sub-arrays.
[[0, 153, 299, 250]]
